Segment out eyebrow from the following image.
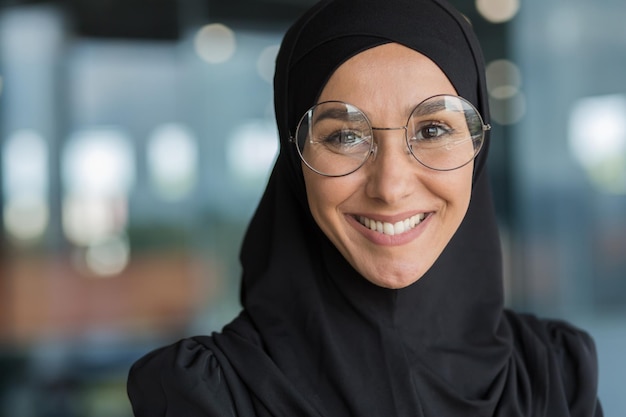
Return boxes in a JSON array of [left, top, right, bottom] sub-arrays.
[[409, 100, 448, 117], [311, 98, 456, 124], [313, 106, 366, 123]]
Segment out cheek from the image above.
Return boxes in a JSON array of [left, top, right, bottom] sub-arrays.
[[302, 167, 362, 227], [302, 168, 335, 228], [303, 173, 329, 217], [426, 165, 473, 219], [447, 166, 473, 216]]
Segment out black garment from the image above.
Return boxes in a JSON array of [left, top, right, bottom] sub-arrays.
[[128, 0, 602, 416]]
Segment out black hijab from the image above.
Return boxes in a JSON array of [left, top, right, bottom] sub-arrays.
[[128, 0, 601, 415]]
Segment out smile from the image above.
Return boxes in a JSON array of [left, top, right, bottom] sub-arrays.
[[357, 213, 426, 236]]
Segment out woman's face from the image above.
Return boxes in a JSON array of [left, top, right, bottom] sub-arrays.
[[302, 43, 474, 289]]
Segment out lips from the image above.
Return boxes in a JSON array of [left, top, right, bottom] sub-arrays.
[[357, 213, 426, 236]]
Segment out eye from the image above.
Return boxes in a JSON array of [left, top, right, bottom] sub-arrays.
[[415, 123, 451, 141], [319, 129, 371, 153], [327, 130, 360, 143]]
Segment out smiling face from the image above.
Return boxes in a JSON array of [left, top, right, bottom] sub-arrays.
[[302, 43, 474, 289]]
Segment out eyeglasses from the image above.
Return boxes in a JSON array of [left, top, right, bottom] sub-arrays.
[[291, 94, 490, 177]]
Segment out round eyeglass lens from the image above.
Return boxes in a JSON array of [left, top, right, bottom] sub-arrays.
[[406, 95, 485, 171], [295, 101, 373, 177]]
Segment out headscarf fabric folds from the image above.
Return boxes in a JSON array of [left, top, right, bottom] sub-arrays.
[[127, 0, 602, 416]]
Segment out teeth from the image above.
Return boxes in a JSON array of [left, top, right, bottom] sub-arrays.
[[358, 213, 426, 236]]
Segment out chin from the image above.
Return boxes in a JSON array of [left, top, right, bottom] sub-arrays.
[[362, 269, 425, 289]]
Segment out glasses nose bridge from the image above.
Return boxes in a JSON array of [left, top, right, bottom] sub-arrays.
[[370, 125, 409, 159]]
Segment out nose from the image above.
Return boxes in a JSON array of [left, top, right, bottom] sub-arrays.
[[364, 128, 418, 204]]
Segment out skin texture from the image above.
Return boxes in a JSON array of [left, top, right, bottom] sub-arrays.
[[302, 43, 474, 289]]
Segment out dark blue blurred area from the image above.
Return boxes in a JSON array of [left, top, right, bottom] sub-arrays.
[[0, 343, 142, 416]]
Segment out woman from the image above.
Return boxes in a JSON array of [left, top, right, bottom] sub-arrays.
[[128, 0, 602, 415]]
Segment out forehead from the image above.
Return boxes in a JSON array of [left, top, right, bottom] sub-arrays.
[[317, 43, 457, 119]]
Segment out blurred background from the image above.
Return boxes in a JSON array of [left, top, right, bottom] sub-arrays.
[[0, 0, 624, 415]]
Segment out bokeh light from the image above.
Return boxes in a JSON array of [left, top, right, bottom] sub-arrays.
[[194, 23, 236, 64], [486, 59, 522, 99], [62, 195, 121, 247], [256, 44, 280, 83], [486, 59, 526, 125], [63, 128, 135, 198], [3, 195, 49, 243], [147, 123, 198, 201], [476, 0, 520, 23], [85, 234, 131, 277], [569, 94, 626, 194], [489, 92, 527, 126], [2, 129, 49, 243], [227, 119, 278, 184], [61, 128, 133, 261]]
